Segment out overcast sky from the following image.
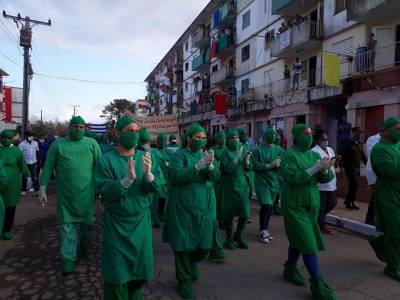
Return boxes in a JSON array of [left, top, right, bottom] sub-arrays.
[[0, 0, 209, 123]]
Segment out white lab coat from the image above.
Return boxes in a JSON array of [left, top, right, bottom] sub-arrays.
[[311, 145, 337, 192]]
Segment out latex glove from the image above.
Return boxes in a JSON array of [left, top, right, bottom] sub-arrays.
[[233, 146, 243, 164], [244, 152, 252, 165], [142, 152, 154, 182], [306, 157, 330, 176], [121, 158, 136, 188], [195, 156, 208, 171], [143, 144, 151, 153], [39, 186, 47, 208]]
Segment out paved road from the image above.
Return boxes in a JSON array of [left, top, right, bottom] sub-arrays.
[[1, 189, 399, 300]]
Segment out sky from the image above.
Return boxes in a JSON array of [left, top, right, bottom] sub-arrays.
[[0, 0, 209, 123]]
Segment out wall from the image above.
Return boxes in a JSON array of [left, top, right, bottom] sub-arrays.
[[236, 36, 258, 76], [323, 0, 357, 37], [256, 0, 280, 32], [236, 0, 258, 44]]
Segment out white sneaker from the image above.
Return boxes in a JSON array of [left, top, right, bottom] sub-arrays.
[[21, 191, 27, 196], [259, 230, 270, 243], [265, 230, 274, 240], [29, 188, 34, 192]]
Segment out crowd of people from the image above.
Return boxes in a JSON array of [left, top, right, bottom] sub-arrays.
[[0, 114, 399, 300]]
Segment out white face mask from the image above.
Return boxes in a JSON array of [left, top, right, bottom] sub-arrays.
[[54, 136, 59, 139], [39, 139, 45, 143], [28, 136, 34, 142]]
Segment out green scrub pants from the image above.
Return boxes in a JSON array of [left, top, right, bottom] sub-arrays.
[[60, 221, 93, 261], [175, 249, 209, 283], [211, 221, 223, 251], [104, 280, 147, 300]]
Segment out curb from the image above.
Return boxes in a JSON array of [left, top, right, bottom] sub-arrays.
[[326, 214, 381, 236]]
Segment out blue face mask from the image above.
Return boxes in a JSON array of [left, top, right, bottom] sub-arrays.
[[319, 140, 329, 149]]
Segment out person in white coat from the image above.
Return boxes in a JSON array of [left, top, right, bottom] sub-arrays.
[[311, 131, 338, 235], [364, 129, 381, 225]]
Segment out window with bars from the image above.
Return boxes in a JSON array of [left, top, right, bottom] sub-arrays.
[[241, 44, 250, 62], [334, 0, 346, 15]]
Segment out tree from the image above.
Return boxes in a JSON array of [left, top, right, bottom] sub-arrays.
[[101, 99, 135, 124]]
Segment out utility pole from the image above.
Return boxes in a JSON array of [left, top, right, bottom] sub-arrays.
[[69, 104, 80, 117], [2, 11, 51, 139], [40, 109, 43, 124]]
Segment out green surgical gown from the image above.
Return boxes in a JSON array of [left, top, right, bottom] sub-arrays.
[[219, 149, 252, 220], [252, 144, 284, 205], [0, 146, 29, 207], [0, 160, 8, 233], [39, 137, 101, 223], [281, 148, 333, 254], [163, 148, 219, 252], [95, 149, 162, 285]]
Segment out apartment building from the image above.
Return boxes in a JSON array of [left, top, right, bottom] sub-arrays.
[[146, 0, 400, 146]]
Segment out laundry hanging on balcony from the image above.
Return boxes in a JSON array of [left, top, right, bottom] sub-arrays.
[[210, 37, 218, 59], [323, 53, 340, 87], [215, 94, 227, 115], [212, 10, 220, 29]]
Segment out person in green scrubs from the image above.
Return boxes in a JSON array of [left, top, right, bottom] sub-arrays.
[[39, 116, 101, 274], [151, 132, 170, 227], [252, 125, 284, 244], [0, 160, 7, 235], [281, 124, 336, 300], [238, 128, 254, 218], [273, 133, 285, 215], [96, 116, 162, 300], [369, 117, 400, 281], [163, 123, 219, 299], [219, 129, 252, 250], [0, 129, 30, 240]]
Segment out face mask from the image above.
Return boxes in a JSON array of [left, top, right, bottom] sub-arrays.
[[216, 138, 226, 147], [158, 139, 168, 148], [296, 135, 313, 151], [28, 136, 34, 142], [69, 128, 85, 141], [388, 129, 400, 144], [189, 139, 206, 152], [319, 140, 329, 149], [1, 138, 12, 147], [39, 139, 45, 143], [119, 132, 139, 150], [227, 140, 241, 151], [264, 132, 276, 144], [274, 136, 281, 145]]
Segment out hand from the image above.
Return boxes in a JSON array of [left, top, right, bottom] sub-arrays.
[[127, 158, 136, 181], [195, 156, 208, 171], [143, 144, 151, 153], [244, 152, 252, 165], [271, 158, 281, 168], [142, 152, 152, 175], [318, 157, 331, 171], [237, 146, 243, 158], [39, 186, 47, 208], [207, 150, 214, 165]]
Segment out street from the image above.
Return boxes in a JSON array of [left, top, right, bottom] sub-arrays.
[[1, 187, 400, 300]]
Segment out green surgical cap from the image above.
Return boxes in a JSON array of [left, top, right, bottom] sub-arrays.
[[292, 123, 310, 139], [226, 129, 239, 140], [237, 128, 247, 136], [115, 116, 136, 131], [1, 129, 15, 137], [187, 123, 205, 136], [381, 117, 400, 131], [139, 128, 151, 141], [70, 116, 85, 126], [263, 125, 276, 134], [216, 131, 226, 139], [158, 132, 169, 139], [169, 134, 176, 140]]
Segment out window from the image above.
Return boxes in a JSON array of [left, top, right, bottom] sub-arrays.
[[241, 45, 250, 62], [185, 82, 189, 92], [242, 10, 250, 30], [335, 0, 346, 14], [185, 42, 189, 51], [241, 79, 249, 94], [211, 64, 218, 73], [185, 62, 189, 72]]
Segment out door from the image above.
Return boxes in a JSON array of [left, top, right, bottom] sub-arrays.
[[395, 25, 400, 65], [375, 27, 395, 70], [365, 106, 384, 140], [308, 56, 317, 87]]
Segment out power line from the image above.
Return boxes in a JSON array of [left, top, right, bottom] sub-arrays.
[[0, 19, 23, 54], [0, 50, 22, 68], [34, 72, 147, 85]]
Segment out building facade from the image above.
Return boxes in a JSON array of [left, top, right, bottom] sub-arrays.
[[145, 0, 400, 147]]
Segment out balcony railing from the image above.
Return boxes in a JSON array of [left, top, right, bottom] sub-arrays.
[[217, 34, 235, 59], [192, 48, 211, 72], [210, 66, 235, 87], [270, 19, 322, 58], [193, 30, 211, 49], [346, 0, 400, 25]]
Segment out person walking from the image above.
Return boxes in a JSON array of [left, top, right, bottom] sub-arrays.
[[19, 131, 40, 195]]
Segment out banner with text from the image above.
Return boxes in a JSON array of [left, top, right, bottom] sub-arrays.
[[130, 113, 180, 142], [1, 87, 12, 122]]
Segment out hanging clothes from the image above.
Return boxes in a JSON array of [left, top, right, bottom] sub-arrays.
[[210, 37, 218, 59], [212, 10, 220, 29], [215, 94, 227, 115]]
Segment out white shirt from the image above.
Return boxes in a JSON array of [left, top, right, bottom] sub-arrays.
[[18, 140, 39, 165], [364, 133, 381, 185], [311, 145, 337, 192]]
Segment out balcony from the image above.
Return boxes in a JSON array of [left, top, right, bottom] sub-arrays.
[[270, 19, 322, 58], [217, 34, 235, 60], [210, 66, 235, 87], [219, 0, 236, 27], [193, 30, 211, 49], [179, 101, 215, 124], [346, 0, 400, 26], [192, 48, 211, 72], [272, 0, 319, 16]]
